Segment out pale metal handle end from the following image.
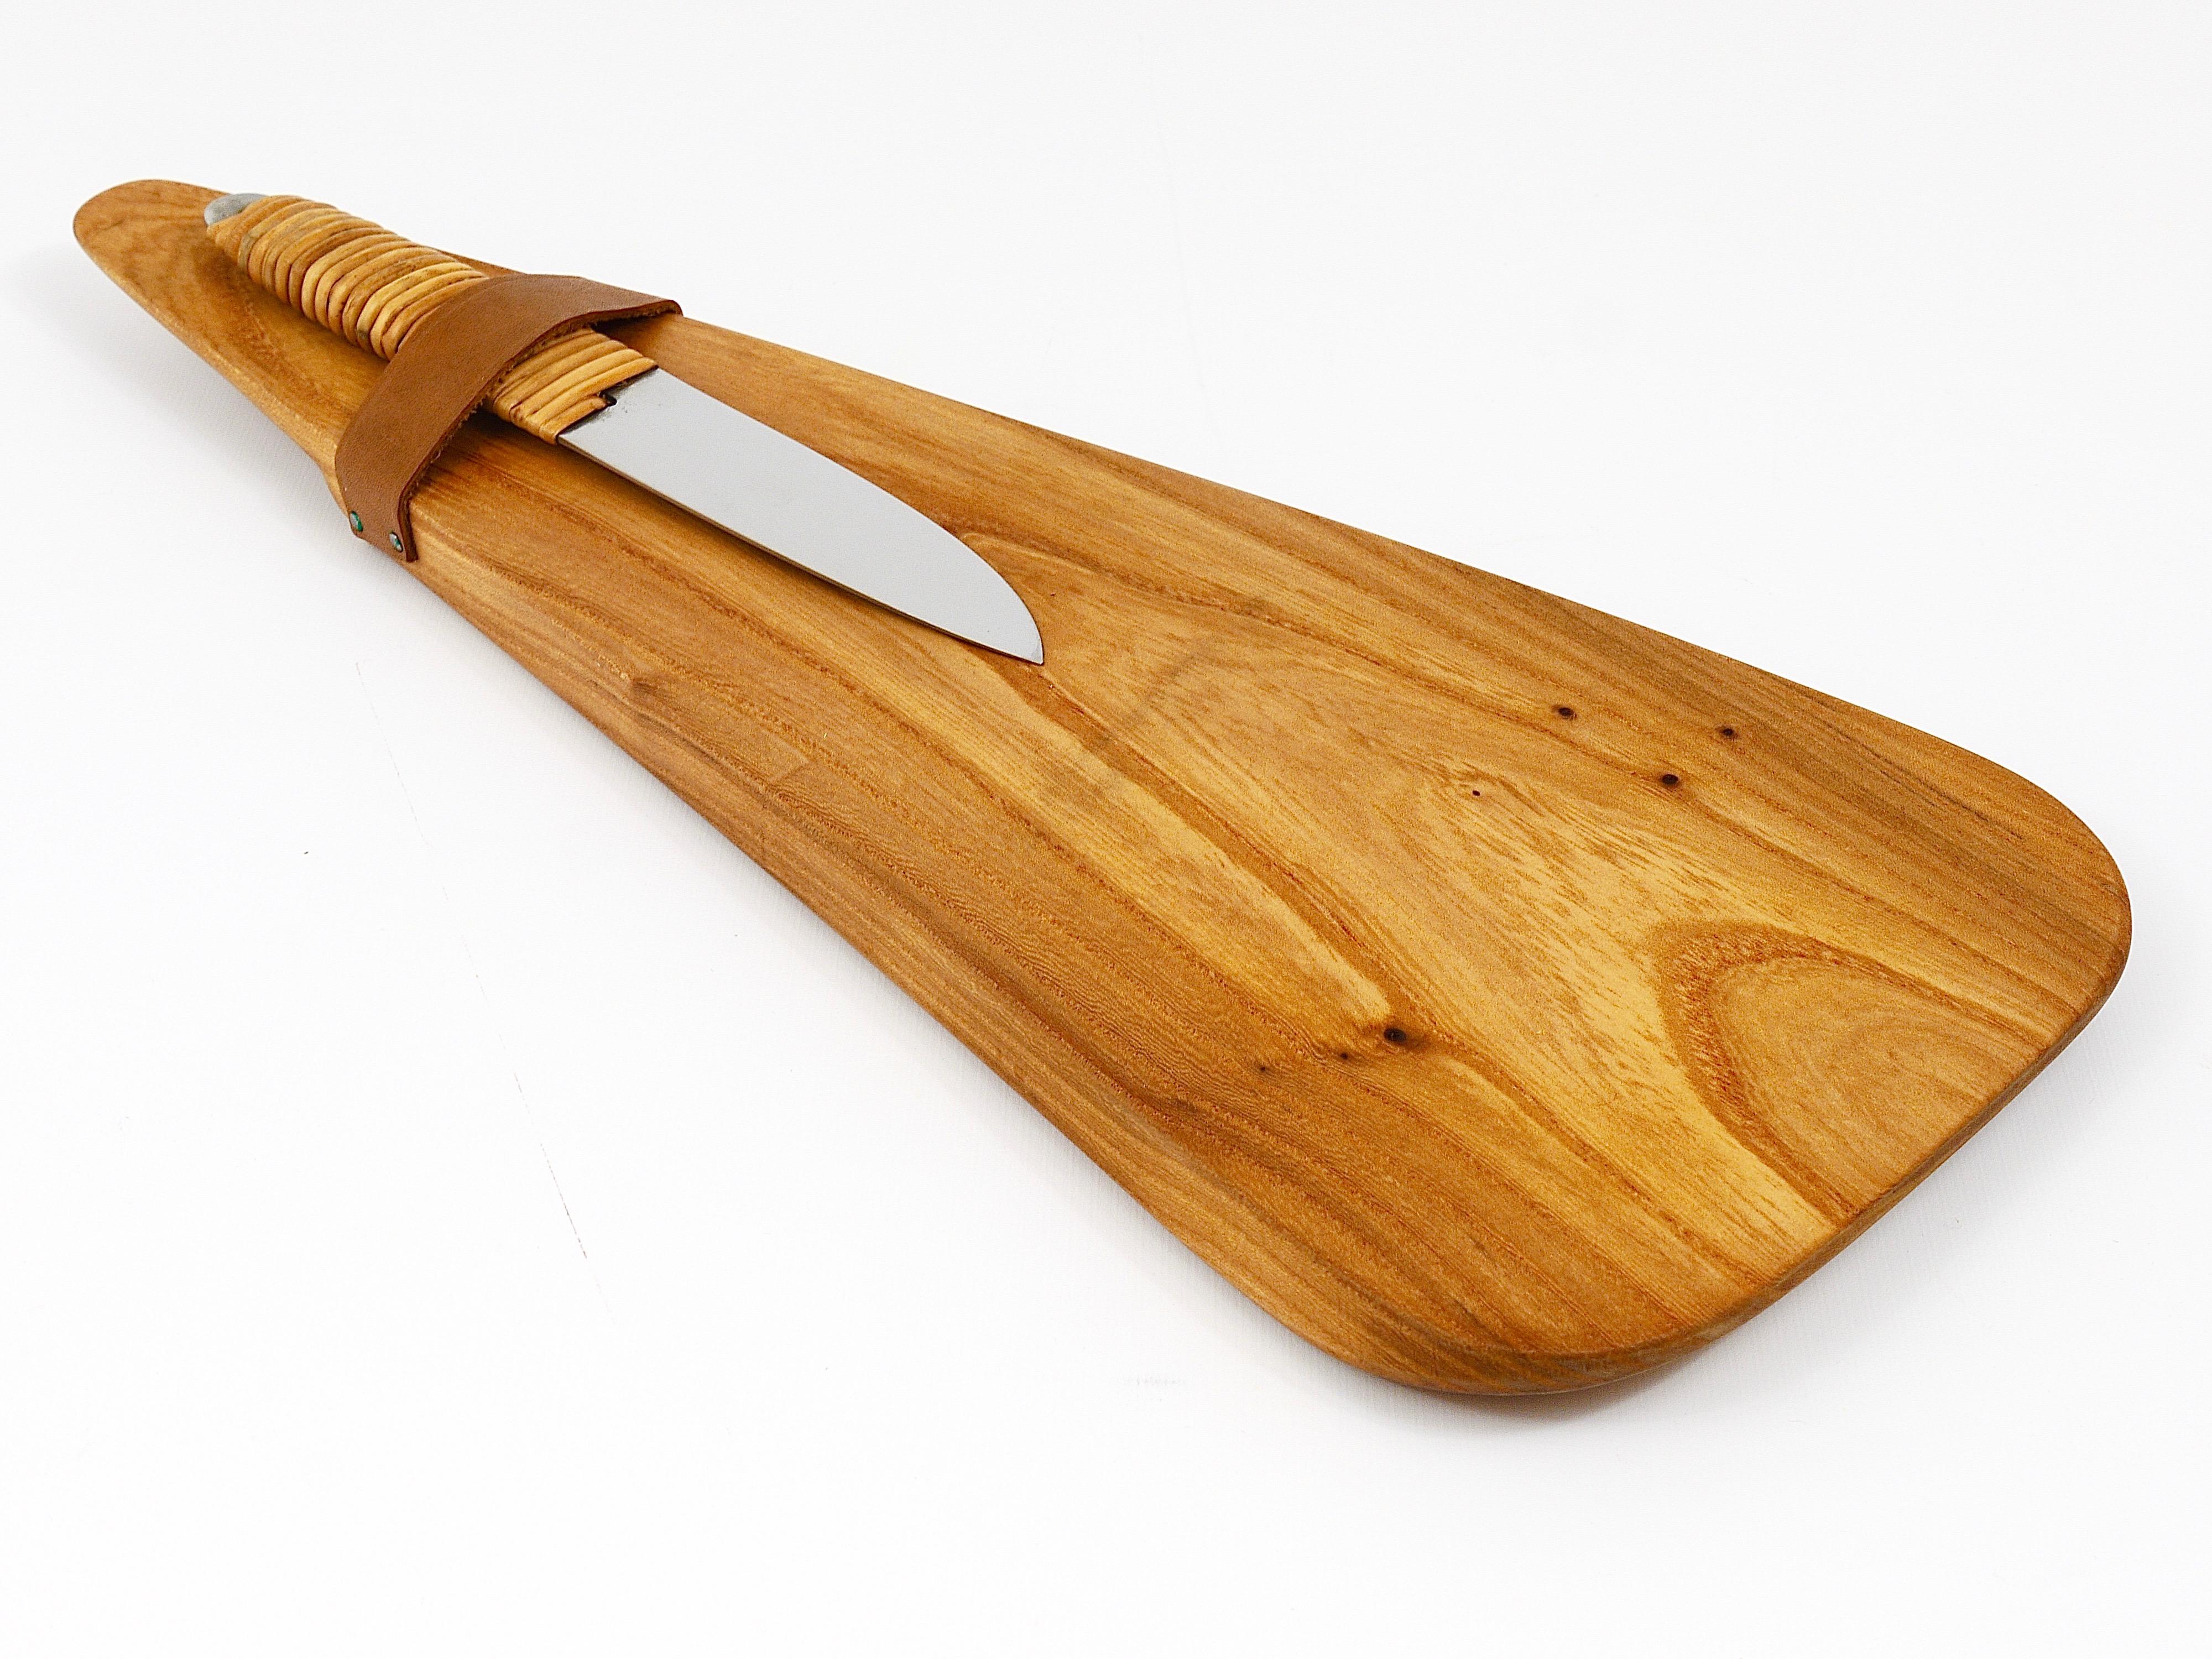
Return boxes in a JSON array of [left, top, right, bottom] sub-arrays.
[[202, 191, 265, 227]]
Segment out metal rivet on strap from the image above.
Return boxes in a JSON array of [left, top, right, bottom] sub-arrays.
[[348, 511, 363, 533], [389, 533, 405, 554]]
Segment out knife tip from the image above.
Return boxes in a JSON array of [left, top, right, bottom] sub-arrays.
[[954, 574, 1044, 664], [986, 608, 1045, 665]]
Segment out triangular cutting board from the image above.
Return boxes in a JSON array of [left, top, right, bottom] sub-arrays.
[[76, 179, 2128, 1392]]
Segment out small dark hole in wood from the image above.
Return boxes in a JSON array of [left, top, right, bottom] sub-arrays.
[[1661, 773, 1681, 787], [1338, 1051, 1351, 1061], [1470, 789, 1482, 797], [1719, 726, 1738, 739], [1256, 1063, 1270, 1074], [1384, 1026, 1408, 1044], [1555, 705, 1576, 719]]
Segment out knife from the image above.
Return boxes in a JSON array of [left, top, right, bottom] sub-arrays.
[[201, 191, 1044, 664]]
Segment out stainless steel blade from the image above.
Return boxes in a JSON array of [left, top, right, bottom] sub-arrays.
[[561, 369, 1043, 662]]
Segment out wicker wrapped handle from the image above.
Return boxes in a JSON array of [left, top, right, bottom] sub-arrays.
[[203, 192, 655, 442]]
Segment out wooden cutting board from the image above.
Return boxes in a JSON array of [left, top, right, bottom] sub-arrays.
[[75, 179, 2130, 1393]]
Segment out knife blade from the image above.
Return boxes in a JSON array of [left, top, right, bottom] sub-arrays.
[[562, 368, 1042, 662], [202, 192, 1044, 663]]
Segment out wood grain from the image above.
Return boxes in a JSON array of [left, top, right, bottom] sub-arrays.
[[74, 179, 2130, 1392]]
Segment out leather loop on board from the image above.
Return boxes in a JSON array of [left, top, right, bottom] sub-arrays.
[[335, 274, 678, 562]]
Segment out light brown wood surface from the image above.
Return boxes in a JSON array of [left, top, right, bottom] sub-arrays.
[[75, 179, 2130, 1393]]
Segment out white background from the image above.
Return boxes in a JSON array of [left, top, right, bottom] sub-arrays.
[[3, 3, 2206, 1652]]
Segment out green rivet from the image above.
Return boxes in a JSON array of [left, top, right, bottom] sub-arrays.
[[389, 533, 405, 554], [348, 511, 363, 533]]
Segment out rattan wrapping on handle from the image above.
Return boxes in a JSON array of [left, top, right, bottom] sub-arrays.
[[206, 195, 655, 440]]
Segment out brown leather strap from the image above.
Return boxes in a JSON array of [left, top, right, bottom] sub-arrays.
[[335, 274, 678, 561]]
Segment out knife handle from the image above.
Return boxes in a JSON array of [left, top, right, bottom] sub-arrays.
[[203, 194, 656, 442]]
